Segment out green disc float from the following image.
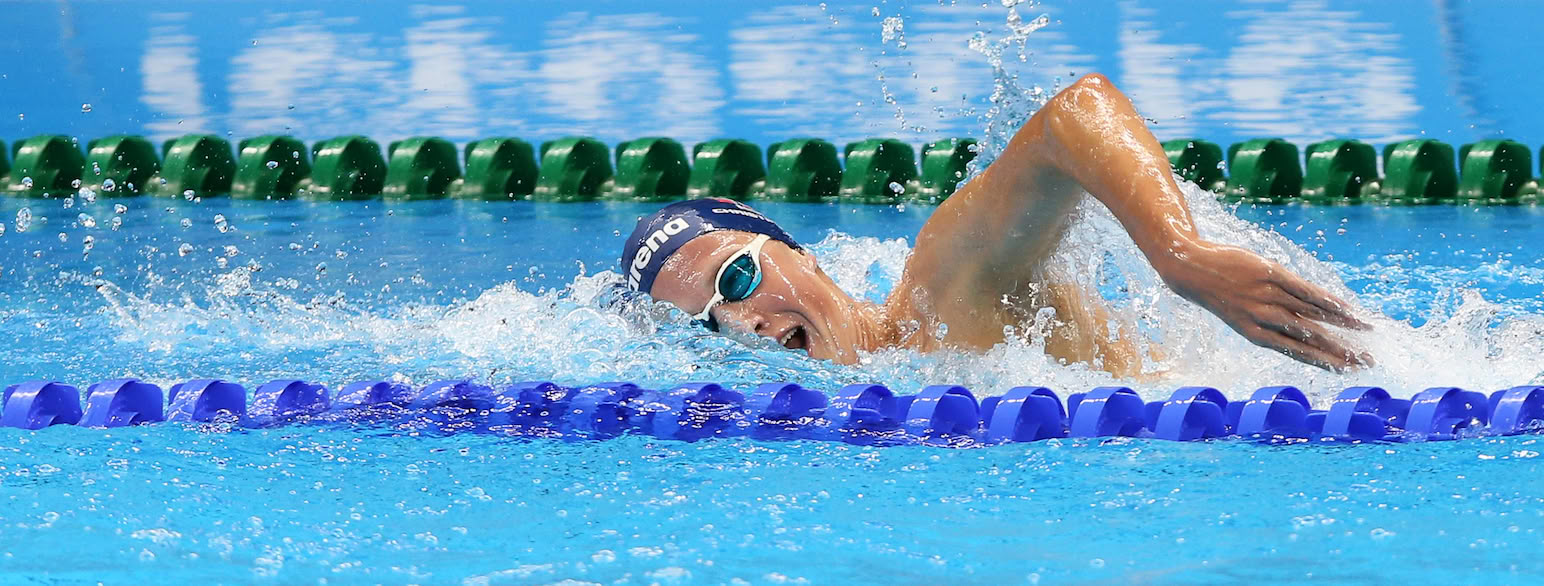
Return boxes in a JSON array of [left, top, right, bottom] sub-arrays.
[[687, 139, 765, 200], [763, 138, 841, 202], [839, 138, 918, 204], [3, 135, 84, 197], [383, 137, 461, 200], [231, 135, 310, 200], [1162, 139, 1225, 192], [450, 138, 537, 200], [300, 136, 386, 200], [1379, 139, 1457, 205], [532, 137, 612, 202], [146, 134, 235, 198], [609, 137, 689, 202], [1225, 138, 1302, 204], [1301, 139, 1379, 204], [84, 135, 159, 196], [916, 138, 978, 203], [1457, 139, 1536, 205]]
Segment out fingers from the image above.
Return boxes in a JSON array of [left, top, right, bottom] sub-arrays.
[[1255, 309, 1375, 371], [1273, 287, 1366, 331], [1253, 326, 1373, 372], [1272, 272, 1371, 330]]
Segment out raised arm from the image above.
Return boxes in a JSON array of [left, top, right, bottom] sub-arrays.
[[906, 74, 1370, 370]]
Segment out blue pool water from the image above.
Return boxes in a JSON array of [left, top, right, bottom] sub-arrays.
[[7, 0, 1544, 582], [3, 192, 1544, 581]]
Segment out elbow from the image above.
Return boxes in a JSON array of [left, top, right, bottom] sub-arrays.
[[1040, 73, 1126, 145], [1044, 73, 1120, 126]]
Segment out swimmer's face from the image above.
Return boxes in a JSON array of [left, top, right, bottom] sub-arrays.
[[651, 231, 856, 362]]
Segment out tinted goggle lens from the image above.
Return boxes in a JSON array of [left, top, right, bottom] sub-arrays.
[[718, 255, 760, 302]]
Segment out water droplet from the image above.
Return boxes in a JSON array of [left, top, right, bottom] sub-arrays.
[[19, 177, 33, 189], [888, 181, 904, 194], [114, 204, 127, 214], [71, 179, 82, 189], [180, 218, 192, 228], [57, 232, 68, 243], [335, 250, 348, 259], [62, 196, 74, 209], [871, 6, 881, 16], [15, 208, 32, 232], [80, 103, 92, 113], [109, 217, 122, 231], [101, 178, 116, 192], [214, 214, 229, 233], [216, 257, 229, 269], [91, 162, 102, 175], [934, 322, 949, 340], [266, 160, 279, 170], [79, 187, 96, 203], [288, 242, 303, 251], [77, 213, 96, 228], [177, 243, 194, 256], [183, 189, 195, 200], [224, 245, 239, 257], [82, 235, 95, 255]]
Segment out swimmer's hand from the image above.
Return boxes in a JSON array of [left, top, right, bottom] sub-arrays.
[[1157, 242, 1373, 371]]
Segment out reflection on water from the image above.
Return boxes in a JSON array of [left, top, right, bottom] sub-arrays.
[[3, 1, 1532, 147]]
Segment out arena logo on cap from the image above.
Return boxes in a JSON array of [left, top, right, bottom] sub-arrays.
[[628, 217, 692, 290]]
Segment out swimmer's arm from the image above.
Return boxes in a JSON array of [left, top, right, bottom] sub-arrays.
[[932, 74, 1370, 370]]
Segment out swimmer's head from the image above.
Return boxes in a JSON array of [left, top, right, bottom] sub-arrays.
[[619, 198, 872, 362]]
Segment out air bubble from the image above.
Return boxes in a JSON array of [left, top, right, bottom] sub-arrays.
[[177, 243, 194, 256], [91, 162, 101, 175], [79, 187, 96, 203], [888, 181, 904, 194], [58, 232, 67, 243], [101, 178, 115, 192], [71, 179, 82, 189], [19, 177, 33, 189], [15, 208, 31, 232], [266, 160, 279, 170], [180, 218, 192, 228], [80, 103, 92, 113], [224, 245, 239, 257], [108, 217, 122, 231], [63, 196, 75, 209], [77, 213, 96, 228], [183, 189, 195, 200], [216, 257, 229, 269], [114, 204, 128, 214], [288, 242, 303, 251], [335, 250, 348, 259], [214, 214, 229, 233], [82, 235, 95, 255]]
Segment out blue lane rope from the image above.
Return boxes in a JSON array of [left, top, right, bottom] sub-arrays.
[[3, 378, 1543, 445]]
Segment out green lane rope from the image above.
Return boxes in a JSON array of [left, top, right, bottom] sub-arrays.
[[0, 133, 1539, 204]]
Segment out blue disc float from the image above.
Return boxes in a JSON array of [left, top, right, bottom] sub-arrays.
[[1, 377, 1541, 446]]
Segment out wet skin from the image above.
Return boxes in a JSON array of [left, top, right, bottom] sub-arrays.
[[649, 73, 1372, 375]]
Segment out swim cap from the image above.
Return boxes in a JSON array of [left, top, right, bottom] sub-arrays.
[[619, 198, 801, 294]]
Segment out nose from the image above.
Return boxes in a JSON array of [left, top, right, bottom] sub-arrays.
[[713, 302, 769, 336]]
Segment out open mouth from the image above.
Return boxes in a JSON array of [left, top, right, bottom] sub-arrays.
[[779, 325, 808, 351]]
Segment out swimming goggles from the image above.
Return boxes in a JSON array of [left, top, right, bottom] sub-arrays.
[[691, 234, 770, 332]]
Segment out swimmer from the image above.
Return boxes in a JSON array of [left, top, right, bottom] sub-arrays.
[[620, 74, 1371, 375]]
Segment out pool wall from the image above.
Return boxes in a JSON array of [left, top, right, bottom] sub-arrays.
[[1, 1, 1540, 149]]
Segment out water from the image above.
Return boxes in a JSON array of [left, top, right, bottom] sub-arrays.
[[6, 1, 1544, 581], [1, 194, 1543, 581]]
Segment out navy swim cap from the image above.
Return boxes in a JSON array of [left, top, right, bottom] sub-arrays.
[[619, 198, 801, 294]]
